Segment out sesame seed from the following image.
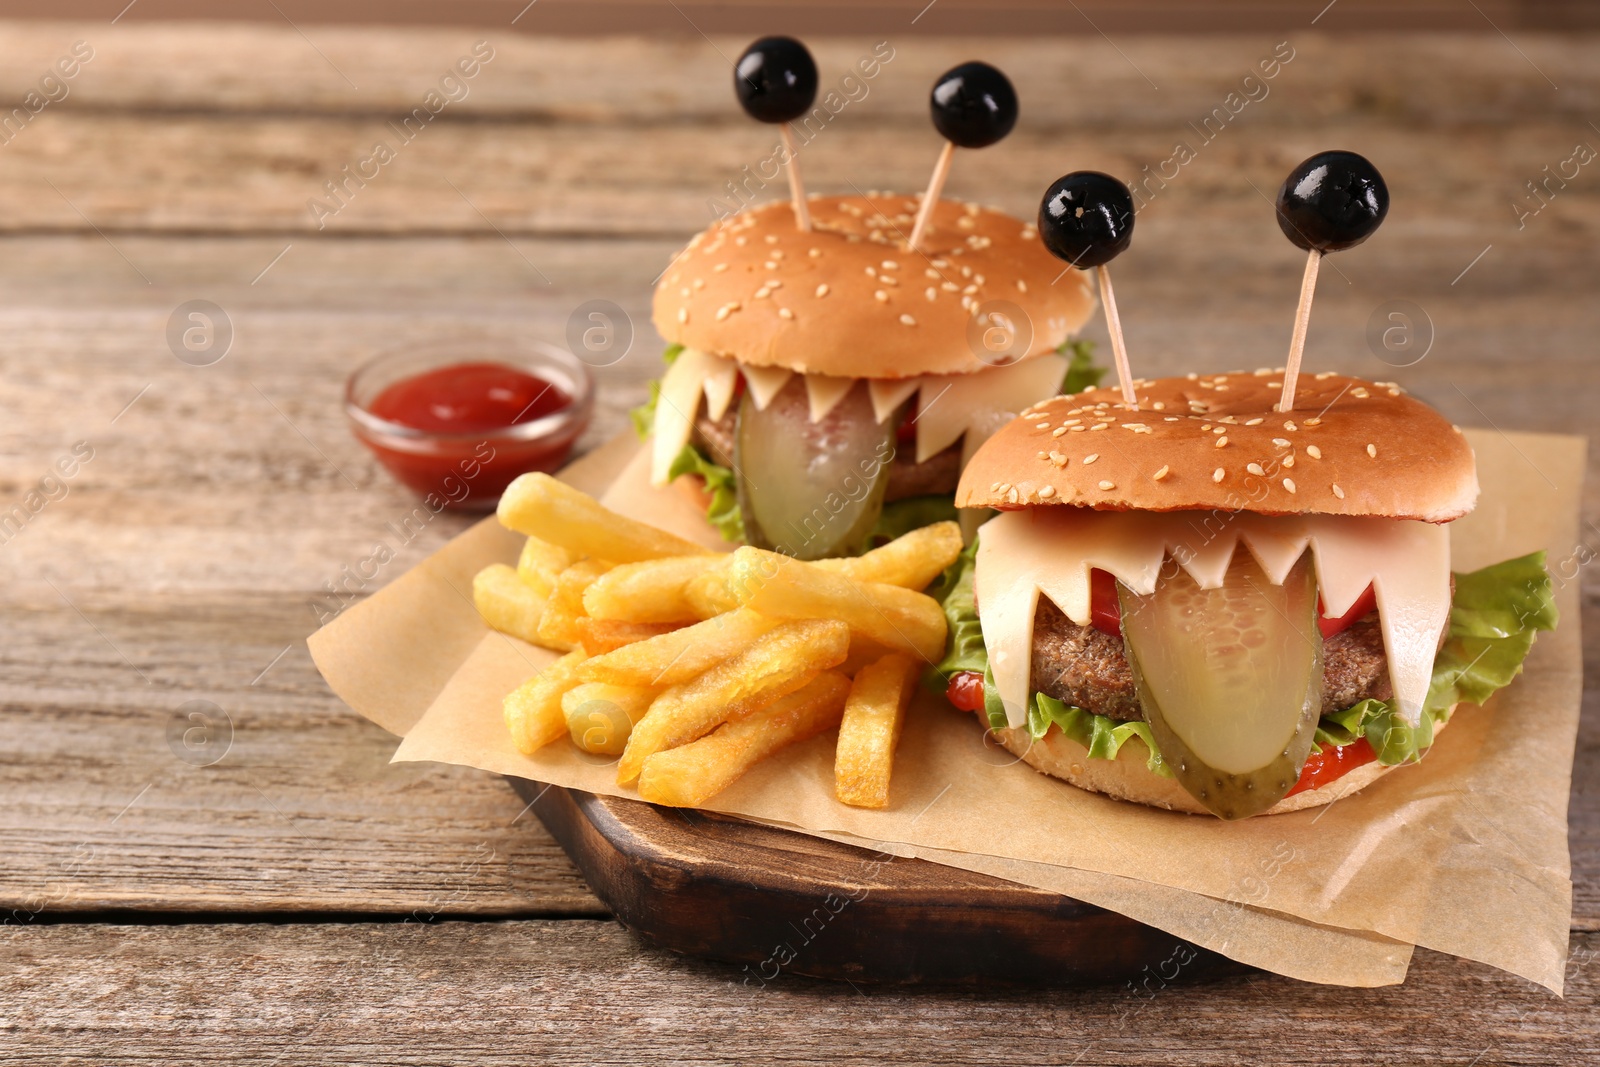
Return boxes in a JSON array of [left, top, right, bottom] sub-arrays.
[[754, 287, 771, 299], [899, 314, 916, 326], [808, 248, 821, 257], [1007, 487, 1019, 504], [679, 287, 690, 297], [1272, 438, 1291, 448], [926, 287, 938, 301], [1304, 418, 1322, 426], [778, 307, 794, 320], [1037, 485, 1056, 499], [1282, 454, 1294, 468], [1215, 436, 1228, 448], [1283, 478, 1297, 493], [881, 275, 899, 287], [1306, 445, 1321, 459], [693, 278, 706, 289], [1245, 418, 1264, 426], [865, 266, 877, 277], [735, 236, 747, 246], [1098, 480, 1115, 491], [1332, 484, 1345, 499], [767, 279, 783, 289], [814, 284, 831, 299], [764, 234, 778, 244], [1090, 423, 1107, 431], [713, 263, 729, 273], [715, 302, 740, 321], [941, 281, 960, 292], [1153, 465, 1170, 481], [1036, 451, 1048, 459], [1070, 426, 1086, 433], [1212, 468, 1225, 482], [1049, 451, 1067, 466], [771, 250, 785, 259], [677, 307, 689, 324], [1366, 443, 1377, 458], [1284, 421, 1298, 431], [1211, 426, 1226, 435], [1083, 453, 1099, 465], [1035, 422, 1051, 430], [1247, 463, 1265, 476], [763, 261, 777, 270], [1051, 427, 1067, 437], [1351, 387, 1370, 398], [1017, 280, 1028, 292], [874, 290, 888, 302], [882, 260, 899, 270], [1315, 371, 1335, 380]]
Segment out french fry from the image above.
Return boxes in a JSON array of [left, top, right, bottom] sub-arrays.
[[537, 559, 612, 652], [813, 521, 963, 591], [574, 617, 683, 656], [503, 650, 587, 754], [724, 547, 947, 663], [684, 564, 739, 618], [561, 681, 658, 756], [834, 652, 919, 808], [517, 535, 577, 599], [498, 473, 709, 562], [582, 555, 724, 623], [577, 608, 781, 688], [637, 672, 851, 807], [473, 563, 547, 645], [616, 618, 850, 785]]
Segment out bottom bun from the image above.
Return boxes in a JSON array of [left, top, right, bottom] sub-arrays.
[[991, 710, 1454, 817]]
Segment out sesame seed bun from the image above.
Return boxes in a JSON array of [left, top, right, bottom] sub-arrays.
[[989, 709, 1452, 816], [957, 371, 1478, 522], [652, 194, 1097, 379]]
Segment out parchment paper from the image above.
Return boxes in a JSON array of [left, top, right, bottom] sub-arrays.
[[310, 429, 1584, 992]]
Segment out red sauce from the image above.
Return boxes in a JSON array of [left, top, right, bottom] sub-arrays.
[[945, 671, 987, 712], [370, 361, 570, 432], [1287, 736, 1377, 796], [360, 362, 584, 509]]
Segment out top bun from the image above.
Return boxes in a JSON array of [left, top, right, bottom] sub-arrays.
[[957, 371, 1478, 522], [652, 195, 1096, 379]]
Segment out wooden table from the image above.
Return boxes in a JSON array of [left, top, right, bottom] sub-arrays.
[[0, 19, 1594, 1063]]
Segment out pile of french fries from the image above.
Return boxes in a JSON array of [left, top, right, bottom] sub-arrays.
[[471, 473, 961, 810]]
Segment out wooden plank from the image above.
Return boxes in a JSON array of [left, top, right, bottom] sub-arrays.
[[0, 592, 603, 919], [2, 922, 1597, 1063], [4, 2, 1599, 36], [0, 27, 1586, 122]]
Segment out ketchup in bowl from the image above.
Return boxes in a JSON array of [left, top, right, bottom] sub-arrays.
[[346, 339, 594, 511]]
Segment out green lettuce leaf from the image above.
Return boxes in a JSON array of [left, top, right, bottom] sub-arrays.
[[665, 443, 743, 543], [928, 539, 1558, 771], [629, 343, 685, 440], [1059, 338, 1105, 395]]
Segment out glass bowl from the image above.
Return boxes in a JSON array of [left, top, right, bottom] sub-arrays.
[[346, 334, 595, 511]]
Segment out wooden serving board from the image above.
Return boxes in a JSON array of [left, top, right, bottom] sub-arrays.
[[511, 779, 1233, 986]]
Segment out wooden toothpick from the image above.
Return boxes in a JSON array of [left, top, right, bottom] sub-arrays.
[[779, 125, 812, 232], [1279, 249, 1322, 413], [1096, 264, 1138, 407], [907, 141, 955, 252]]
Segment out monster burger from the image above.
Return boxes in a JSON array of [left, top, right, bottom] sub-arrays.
[[636, 192, 1099, 559], [933, 369, 1557, 818]]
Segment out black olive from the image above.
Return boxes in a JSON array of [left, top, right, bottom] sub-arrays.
[[1037, 171, 1135, 269], [1275, 150, 1388, 253], [930, 61, 1018, 149], [733, 36, 818, 124]]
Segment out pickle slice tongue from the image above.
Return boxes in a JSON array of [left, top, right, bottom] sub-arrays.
[[734, 377, 894, 561], [1118, 551, 1323, 820]]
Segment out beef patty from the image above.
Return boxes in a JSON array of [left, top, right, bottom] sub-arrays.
[[693, 410, 961, 502], [1026, 596, 1396, 722]]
